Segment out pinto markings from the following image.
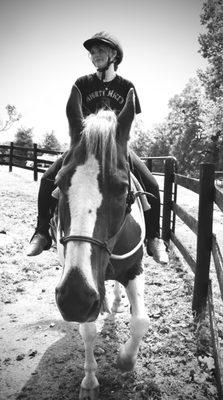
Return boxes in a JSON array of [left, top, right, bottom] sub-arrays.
[[63, 154, 102, 290]]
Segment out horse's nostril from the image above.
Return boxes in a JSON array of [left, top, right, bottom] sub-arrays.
[[90, 290, 100, 305], [55, 284, 68, 306], [55, 284, 65, 297]]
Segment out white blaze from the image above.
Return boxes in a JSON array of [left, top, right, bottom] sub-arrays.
[[68, 155, 102, 236], [61, 155, 102, 290]]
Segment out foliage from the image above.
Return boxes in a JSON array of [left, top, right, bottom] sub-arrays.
[[14, 127, 33, 166], [40, 130, 61, 152], [166, 78, 206, 176], [197, 0, 223, 170], [147, 123, 171, 158], [166, 77, 223, 174], [0, 146, 9, 165], [130, 118, 152, 157], [198, 0, 223, 100], [199, 96, 223, 169], [131, 77, 223, 176], [130, 119, 171, 166], [0, 105, 22, 133], [131, 79, 210, 176], [130, 0, 223, 176], [14, 127, 33, 147]]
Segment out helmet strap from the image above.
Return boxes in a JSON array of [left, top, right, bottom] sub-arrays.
[[97, 57, 114, 81]]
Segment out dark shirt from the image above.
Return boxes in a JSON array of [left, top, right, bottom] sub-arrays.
[[73, 73, 141, 117]]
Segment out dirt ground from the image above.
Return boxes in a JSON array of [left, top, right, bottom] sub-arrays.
[[0, 166, 222, 400]]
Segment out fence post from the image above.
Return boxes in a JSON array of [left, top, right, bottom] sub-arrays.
[[192, 163, 215, 320], [162, 157, 175, 243], [9, 142, 13, 172], [33, 143, 38, 181]]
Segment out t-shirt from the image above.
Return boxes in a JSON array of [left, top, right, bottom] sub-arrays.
[[72, 73, 141, 117]]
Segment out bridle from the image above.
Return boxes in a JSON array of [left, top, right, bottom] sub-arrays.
[[59, 166, 153, 260]]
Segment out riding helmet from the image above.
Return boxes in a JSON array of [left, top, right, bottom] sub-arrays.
[[83, 31, 123, 66]]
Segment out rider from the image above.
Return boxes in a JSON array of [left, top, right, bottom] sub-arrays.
[[27, 31, 168, 264]]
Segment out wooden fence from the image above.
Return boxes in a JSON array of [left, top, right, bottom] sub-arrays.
[[147, 156, 223, 399], [0, 142, 63, 181]]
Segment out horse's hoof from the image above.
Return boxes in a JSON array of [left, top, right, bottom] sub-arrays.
[[116, 350, 136, 372], [79, 385, 100, 400]]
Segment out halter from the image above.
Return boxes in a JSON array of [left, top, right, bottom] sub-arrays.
[[59, 166, 153, 259]]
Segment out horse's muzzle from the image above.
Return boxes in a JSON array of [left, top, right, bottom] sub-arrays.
[[55, 268, 100, 323]]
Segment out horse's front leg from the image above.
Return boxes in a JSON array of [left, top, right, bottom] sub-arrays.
[[117, 271, 150, 371], [111, 281, 125, 313], [79, 322, 99, 400]]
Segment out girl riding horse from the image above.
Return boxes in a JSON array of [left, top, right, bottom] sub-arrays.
[[27, 31, 168, 265], [55, 87, 150, 399]]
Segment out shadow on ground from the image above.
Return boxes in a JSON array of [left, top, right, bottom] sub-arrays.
[[16, 311, 140, 400]]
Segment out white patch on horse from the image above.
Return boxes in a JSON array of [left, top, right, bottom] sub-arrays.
[[65, 154, 102, 289]]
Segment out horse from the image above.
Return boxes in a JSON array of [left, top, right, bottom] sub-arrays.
[[53, 86, 150, 400]]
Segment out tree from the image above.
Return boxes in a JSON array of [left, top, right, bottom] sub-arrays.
[[129, 118, 152, 158], [166, 78, 206, 176], [0, 105, 22, 132], [199, 96, 223, 168], [148, 123, 171, 157], [14, 126, 33, 147], [197, 0, 223, 169], [198, 0, 223, 100], [14, 126, 33, 166], [41, 130, 61, 151], [129, 118, 171, 172]]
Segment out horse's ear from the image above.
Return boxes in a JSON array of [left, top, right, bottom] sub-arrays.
[[117, 88, 135, 144], [66, 85, 84, 146]]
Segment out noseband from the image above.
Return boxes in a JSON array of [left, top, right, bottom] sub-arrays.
[[59, 166, 152, 259], [60, 235, 112, 255], [60, 215, 127, 256]]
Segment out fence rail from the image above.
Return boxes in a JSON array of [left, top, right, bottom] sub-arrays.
[[0, 142, 63, 181]]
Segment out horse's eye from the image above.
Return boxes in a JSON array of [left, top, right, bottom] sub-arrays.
[[118, 182, 128, 194], [109, 179, 128, 196]]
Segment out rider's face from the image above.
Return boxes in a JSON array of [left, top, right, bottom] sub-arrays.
[[89, 45, 115, 69]]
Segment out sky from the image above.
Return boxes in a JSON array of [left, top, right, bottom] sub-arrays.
[[0, 0, 207, 143]]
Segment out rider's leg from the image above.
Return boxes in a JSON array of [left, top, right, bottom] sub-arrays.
[[27, 155, 64, 256], [129, 150, 168, 264]]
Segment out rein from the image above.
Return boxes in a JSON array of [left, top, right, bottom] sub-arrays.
[[59, 166, 153, 259]]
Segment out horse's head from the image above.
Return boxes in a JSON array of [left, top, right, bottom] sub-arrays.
[[55, 86, 135, 322]]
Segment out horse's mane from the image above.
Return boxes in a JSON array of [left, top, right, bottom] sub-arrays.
[[81, 109, 118, 174], [56, 109, 118, 186]]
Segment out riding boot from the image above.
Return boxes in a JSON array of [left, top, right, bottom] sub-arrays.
[[27, 178, 57, 256], [144, 210, 168, 265]]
